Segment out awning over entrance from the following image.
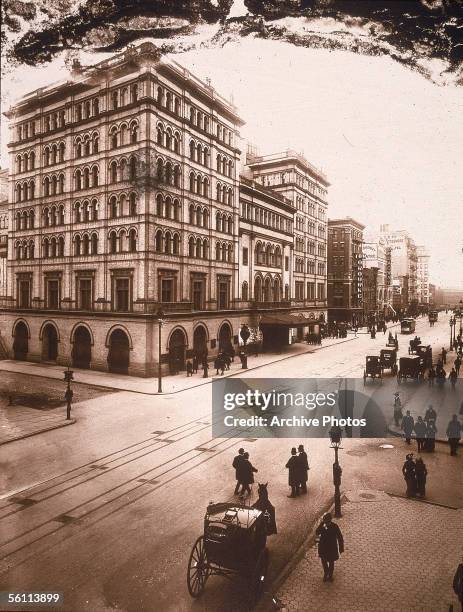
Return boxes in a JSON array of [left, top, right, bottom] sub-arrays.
[[260, 313, 323, 327]]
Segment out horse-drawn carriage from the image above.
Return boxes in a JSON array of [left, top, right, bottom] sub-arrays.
[[416, 344, 432, 370], [363, 355, 383, 384], [380, 348, 398, 375], [187, 491, 276, 605], [428, 311, 438, 325], [408, 336, 422, 354], [397, 356, 424, 383], [401, 318, 416, 334]]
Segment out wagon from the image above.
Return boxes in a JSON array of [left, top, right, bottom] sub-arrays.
[[408, 337, 421, 354], [401, 318, 416, 334], [416, 344, 432, 370], [363, 355, 383, 384], [380, 348, 398, 375], [428, 311, 438, 324], [187, 502, 270, 605], [397, 356, 423, 383]]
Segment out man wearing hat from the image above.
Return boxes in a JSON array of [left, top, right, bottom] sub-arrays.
[[232, 447, 245, 495], [298, 444, 310, 494], [393, 392, 403, 427], [315, 512, 344, 581], [402, 453, 416, 497]]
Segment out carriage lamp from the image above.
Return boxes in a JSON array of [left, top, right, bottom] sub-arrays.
[[329, 425, 343, 518], [156, 308, 165, 393], [63, 366, 74, 420]]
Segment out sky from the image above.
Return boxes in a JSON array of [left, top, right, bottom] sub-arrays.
[[1, 27, 462, 289]]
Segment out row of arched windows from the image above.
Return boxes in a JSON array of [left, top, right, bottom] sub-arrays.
[[15, 209, 35, 230], [157, 86, 181, 115], [157, 123, 180, 153], [216, 153, 233, 177], [74, 232, 99, 256], [75, 133, 99, 158], [216, 212, 233, 233], [17, 121, 36, 141], [216, 182, 233, 205], [189, 172, 209, 197], [74, 199, 99, 223], [111, 84, 138, 110], [253, 276, 282, 302], [189, 139, 209, 166], [255, 242, 283, 268], [43, 236, 65, 258], [108, 228, 137, 253], [44, 111, 65, 132], [189, 106, 210, 133], [0, 214, 7, 229], [75, 166, 99, 190], [155, 229, 180, 255], [43, 205, 66, 227], [295, 257, 304, 273], [44, 174, 65, 196], [44, 142, 65, 166], [16, 151, 35, 173], [15, 239, 35, 259], [215, 241, 233, 262], [109, 193, 137, 218], [15, 180, 35, 202], [110, 121, 139, 149], [188, 236, 209, 259], [156, 194, 180, 220], [156, 158, 181, 187], [75, 98, 100, 122], [188, 203, 208, 227]]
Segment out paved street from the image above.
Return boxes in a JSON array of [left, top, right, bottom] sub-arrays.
[[0, 314, 461, 611]]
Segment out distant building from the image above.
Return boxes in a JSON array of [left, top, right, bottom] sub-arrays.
[[416, 245, 430, 305], [0, 169, 8, 297], [327, 217, 364, 324], [428, 283, 436, 305]]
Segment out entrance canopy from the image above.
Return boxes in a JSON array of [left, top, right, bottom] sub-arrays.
[[260, 313, 322, 328]]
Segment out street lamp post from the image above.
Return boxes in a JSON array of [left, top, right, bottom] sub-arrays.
[[63, 366, 74, 420], [449, 316, 455, 351], [156, 308, 165, 393], [329, 425, 343, 518]]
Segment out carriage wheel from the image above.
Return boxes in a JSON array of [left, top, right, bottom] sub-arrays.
[[187, 536, 209, 598], [249, 548, 269, 606]]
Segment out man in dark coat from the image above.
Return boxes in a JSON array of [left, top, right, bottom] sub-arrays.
[[315, 512, 344, 581], [424, 405, 437, 425], [452, 555, 463, 610], [415, 457, 427, 497], [402, 453, 416, 497], [239, 452, 258, 498], [298, 444, 310, 493], [401, 410, 414, 444], [446, 415, 462, 456], [285, 447, 300, 498], [413, 416, 427, 453], [232, 447, 245, 495]]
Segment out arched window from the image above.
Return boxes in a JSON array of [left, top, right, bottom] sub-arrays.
[[74, 202, 82, 223], [59, 143, 65, 163], [74, 235, 81, 256], [189, 204, 195, 224], [254, 276, 262, 301], [157, 87, 164, 105], [93, 98, 99, 116], [202, 239, 208, 259], [174, 166, 181, 187], [82, 234, 90, 256], [83, 168, 90, 189], [196, 207, 202, 226], [120, 124, 128, 146], [174, 98, 180, 115], [216, 183, 221, 202], [83, 201, 90, 222], [29, 151, 36, 169], [17, 155, 23, 173], [85, 100, 91, 118], [166, 91, 172, 111], [173, 132, 180, 153], [84, 138, 90, 157], [189, 173, 195, 192], [165, 197, 172, 219], [242, 282, 248, 301], [131, 84, 138, 103], [109, 196, 118, 218], [173, 233, 180, 255], [216, 212, 222, 231], [128, 229, 137, 253], [44, 176, 51, 196], [196, 175, 201, 195], [109, 161, 117, 184], [93, 133, 99, 153], [109, 232, 117, 254], [155, 230, 163, 252], [195, 237, 202, 258], [120, 88, 127, 106], [202, 209, 208, 228], [75, 140, 82, 159], [165, 128, 172, 150], [29, 240, 35, 259], [173, 198, 180, 221], [112, 90, 118, 110], [157, 124, 164, 145], [189, 140, 195, 160], [164, 231, 172, 254], [91, 233, 98, 254], [91, 199, 98, 221], [50, 206, 57, 226], [165, 162, 172, 185], [131, 123, 138, 143], [29, 180, 35, 199], [59, 205, 65, 225], [156, 194, 163, 216], [92, 165, 99, 186], [43, 238, 50, 258], [227, 188, 233, 206], [203, 147, 209, 167], [188, 236, 195, 257], [110, 129, 118, 150], [156, 158, 163, 180], [129, 192, 137, 216]]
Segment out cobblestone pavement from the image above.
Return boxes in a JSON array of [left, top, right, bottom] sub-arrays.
[[273, 490, 463, 612]]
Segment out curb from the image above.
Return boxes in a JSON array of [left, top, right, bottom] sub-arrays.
[[0, 418, 76, 446], [0, 336, 357, 397]]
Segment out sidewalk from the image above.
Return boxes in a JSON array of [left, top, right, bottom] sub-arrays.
[[0, 335, 356, 396], [269, 489, 463, 612]]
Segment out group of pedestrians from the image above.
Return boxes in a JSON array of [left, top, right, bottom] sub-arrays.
[[232, 448, 258, 498], [285, 445, 310, 497], [401, 407, 437, 452], [402, 453, 428, 498]]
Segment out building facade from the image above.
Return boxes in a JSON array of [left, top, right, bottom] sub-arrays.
[[1, 44, 330, 376], [0, 169, 8, 298], [416, 245, 430, 305], [327, 218, 364, 324]]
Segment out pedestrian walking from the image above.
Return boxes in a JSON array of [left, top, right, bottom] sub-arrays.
[[285, 448, 300, 498], [401, 410, 414, 444], [192, 355, 198, 374], [455, 355, 461, 376], [298, 444, 309, 493], [424, 420, 437, 453], [442, 347, 447, 364], [393, 392, 403, 427], [203, 360, 209, 378], [452, 554, 463, 611], [315, 513, 344, 582], [214, 356, 225, 376], [424, 404, 437, 425], [232, 447, 245, 495], [415, 457, 427, 497], [413, 416, 427, 452], [402, 453, 416, 498], [239, 452, 258, 498], [428, 366, 435, 386], [446, 415, 462, 456], [186, 360, 193, 377]]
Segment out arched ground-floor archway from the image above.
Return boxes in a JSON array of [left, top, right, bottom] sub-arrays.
[[193, 325, 208, 358], [169, 328, 187, 373], [13, 322, 29, 361], [72, 326, 92, 369], [218, 322, 232, 352], [107, 329, 130, 374], [42, 323, 58, 361]]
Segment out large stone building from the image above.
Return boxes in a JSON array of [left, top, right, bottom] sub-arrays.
[[1, 44, 329, 376], [416, 245, 430, 305], [327, 217, 364, 325], [0, 169, 8, 298], [362, 239, 393, 318]]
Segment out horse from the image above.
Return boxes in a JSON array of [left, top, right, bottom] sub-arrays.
[[252, 483, 277, 535]]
